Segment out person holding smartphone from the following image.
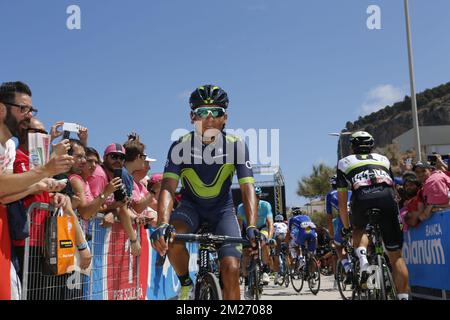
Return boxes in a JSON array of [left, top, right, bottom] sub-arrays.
[[67, 140, 123, 221], [87, 143, 140, 256]]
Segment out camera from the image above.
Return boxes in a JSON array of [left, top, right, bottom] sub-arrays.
[[113, 168, 127, 202]]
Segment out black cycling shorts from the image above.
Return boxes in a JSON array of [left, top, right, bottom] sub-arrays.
[[350, 186, 403, 252]]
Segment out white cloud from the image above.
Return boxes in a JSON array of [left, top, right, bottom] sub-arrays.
[[359, 84, 405, 115]]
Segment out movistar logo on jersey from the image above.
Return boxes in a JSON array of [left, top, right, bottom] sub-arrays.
[[180, 164, 235, 199]]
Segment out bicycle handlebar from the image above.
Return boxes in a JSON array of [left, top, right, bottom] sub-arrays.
[[173, 233, 250, 246]]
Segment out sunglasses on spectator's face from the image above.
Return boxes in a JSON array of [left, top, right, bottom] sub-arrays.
[[109, 153, 125, 161], [27, 128, 48, 135], [193, 107, 226, 119], [139, 153, 147, 159]]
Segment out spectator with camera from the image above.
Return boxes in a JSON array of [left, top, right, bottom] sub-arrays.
[[67, 140, 123, 221], [87, 142, 141, 256], [11, 117, 91, 274]]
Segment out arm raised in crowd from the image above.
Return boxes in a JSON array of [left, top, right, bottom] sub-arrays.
[[0, 154, 74, 197]]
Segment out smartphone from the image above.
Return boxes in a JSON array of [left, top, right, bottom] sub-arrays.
[[113, 168, 126, 202], [114, 168, 122, 178], [62, 122, 81, 133], [62, 130, 71, 139]]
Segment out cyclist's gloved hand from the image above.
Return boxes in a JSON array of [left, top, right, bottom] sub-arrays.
[[246, 226, 260, 243], [268, 238, 277, 246], [150, 223, 170, 242], [341, 226, 352, 238]]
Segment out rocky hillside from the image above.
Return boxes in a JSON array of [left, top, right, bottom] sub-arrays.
[[341, 82, 450, 155]]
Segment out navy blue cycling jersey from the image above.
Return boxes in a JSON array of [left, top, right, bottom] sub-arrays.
[[163, 131, 254, 209]]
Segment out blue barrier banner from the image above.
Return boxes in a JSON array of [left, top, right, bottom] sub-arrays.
[[403, 210, 450, 291]]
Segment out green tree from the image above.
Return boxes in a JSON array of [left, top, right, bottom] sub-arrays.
[[297, 163, 335, 200]]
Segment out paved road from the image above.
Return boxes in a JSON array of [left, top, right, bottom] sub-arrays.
[[240, 274, 343, 300]]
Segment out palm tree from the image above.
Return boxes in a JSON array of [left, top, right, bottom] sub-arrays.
[[297, 163, 335, 201]]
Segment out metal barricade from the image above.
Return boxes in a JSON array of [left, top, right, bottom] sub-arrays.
[[86, 213, 141, 300], [21, 202, 141, 300]]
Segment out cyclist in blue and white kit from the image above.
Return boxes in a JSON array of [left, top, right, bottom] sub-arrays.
[[237, 186, 274, 298], [272, 214, 288, 285], [285, 207, 317, 269], [326, 175, 353, 284]]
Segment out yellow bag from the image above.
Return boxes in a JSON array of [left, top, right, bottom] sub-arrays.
[[44, 208, 76, 275]]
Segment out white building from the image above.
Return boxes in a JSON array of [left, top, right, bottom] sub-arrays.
[[393, 125, 450, 155]]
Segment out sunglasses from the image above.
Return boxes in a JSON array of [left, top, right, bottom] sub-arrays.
[[109, 153, 125, 161], [192, 107, 226, 119]]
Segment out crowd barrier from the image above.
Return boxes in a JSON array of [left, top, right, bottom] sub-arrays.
[[403, 209, 450, 300], [20, 202, 197, 300]]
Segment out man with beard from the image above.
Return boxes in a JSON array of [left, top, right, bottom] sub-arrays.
[[0, 81, 74, 300]]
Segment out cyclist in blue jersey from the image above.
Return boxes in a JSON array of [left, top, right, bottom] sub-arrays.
[[326, 175, 353, 284], [151, 85, 258, 300], [285, 207, 317, 269], [237, 186, 274, 298]]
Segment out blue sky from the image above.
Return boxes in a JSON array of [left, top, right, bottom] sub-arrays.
[[1, 0, 450, 207]]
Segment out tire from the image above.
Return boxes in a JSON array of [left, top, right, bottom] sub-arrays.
[[284, 261, 291, 288], [351, 261, 369, 301], [380, 255, 397, 300], [195, 273, 223, 300], [308, 256, 321, 295], [275, 255, 285, 286], [377, 255, 387, 300], [248, 261, 261, 300], [290, 259, 304, 293], [336, 259, 352, 300]]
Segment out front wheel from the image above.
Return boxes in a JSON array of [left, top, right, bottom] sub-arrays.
[[290, 259, 304, 293], [336, 259, 352, 300], [248, 261, 262, 300], [308, 256, 321, 295], [195, 273, 223, 300]]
